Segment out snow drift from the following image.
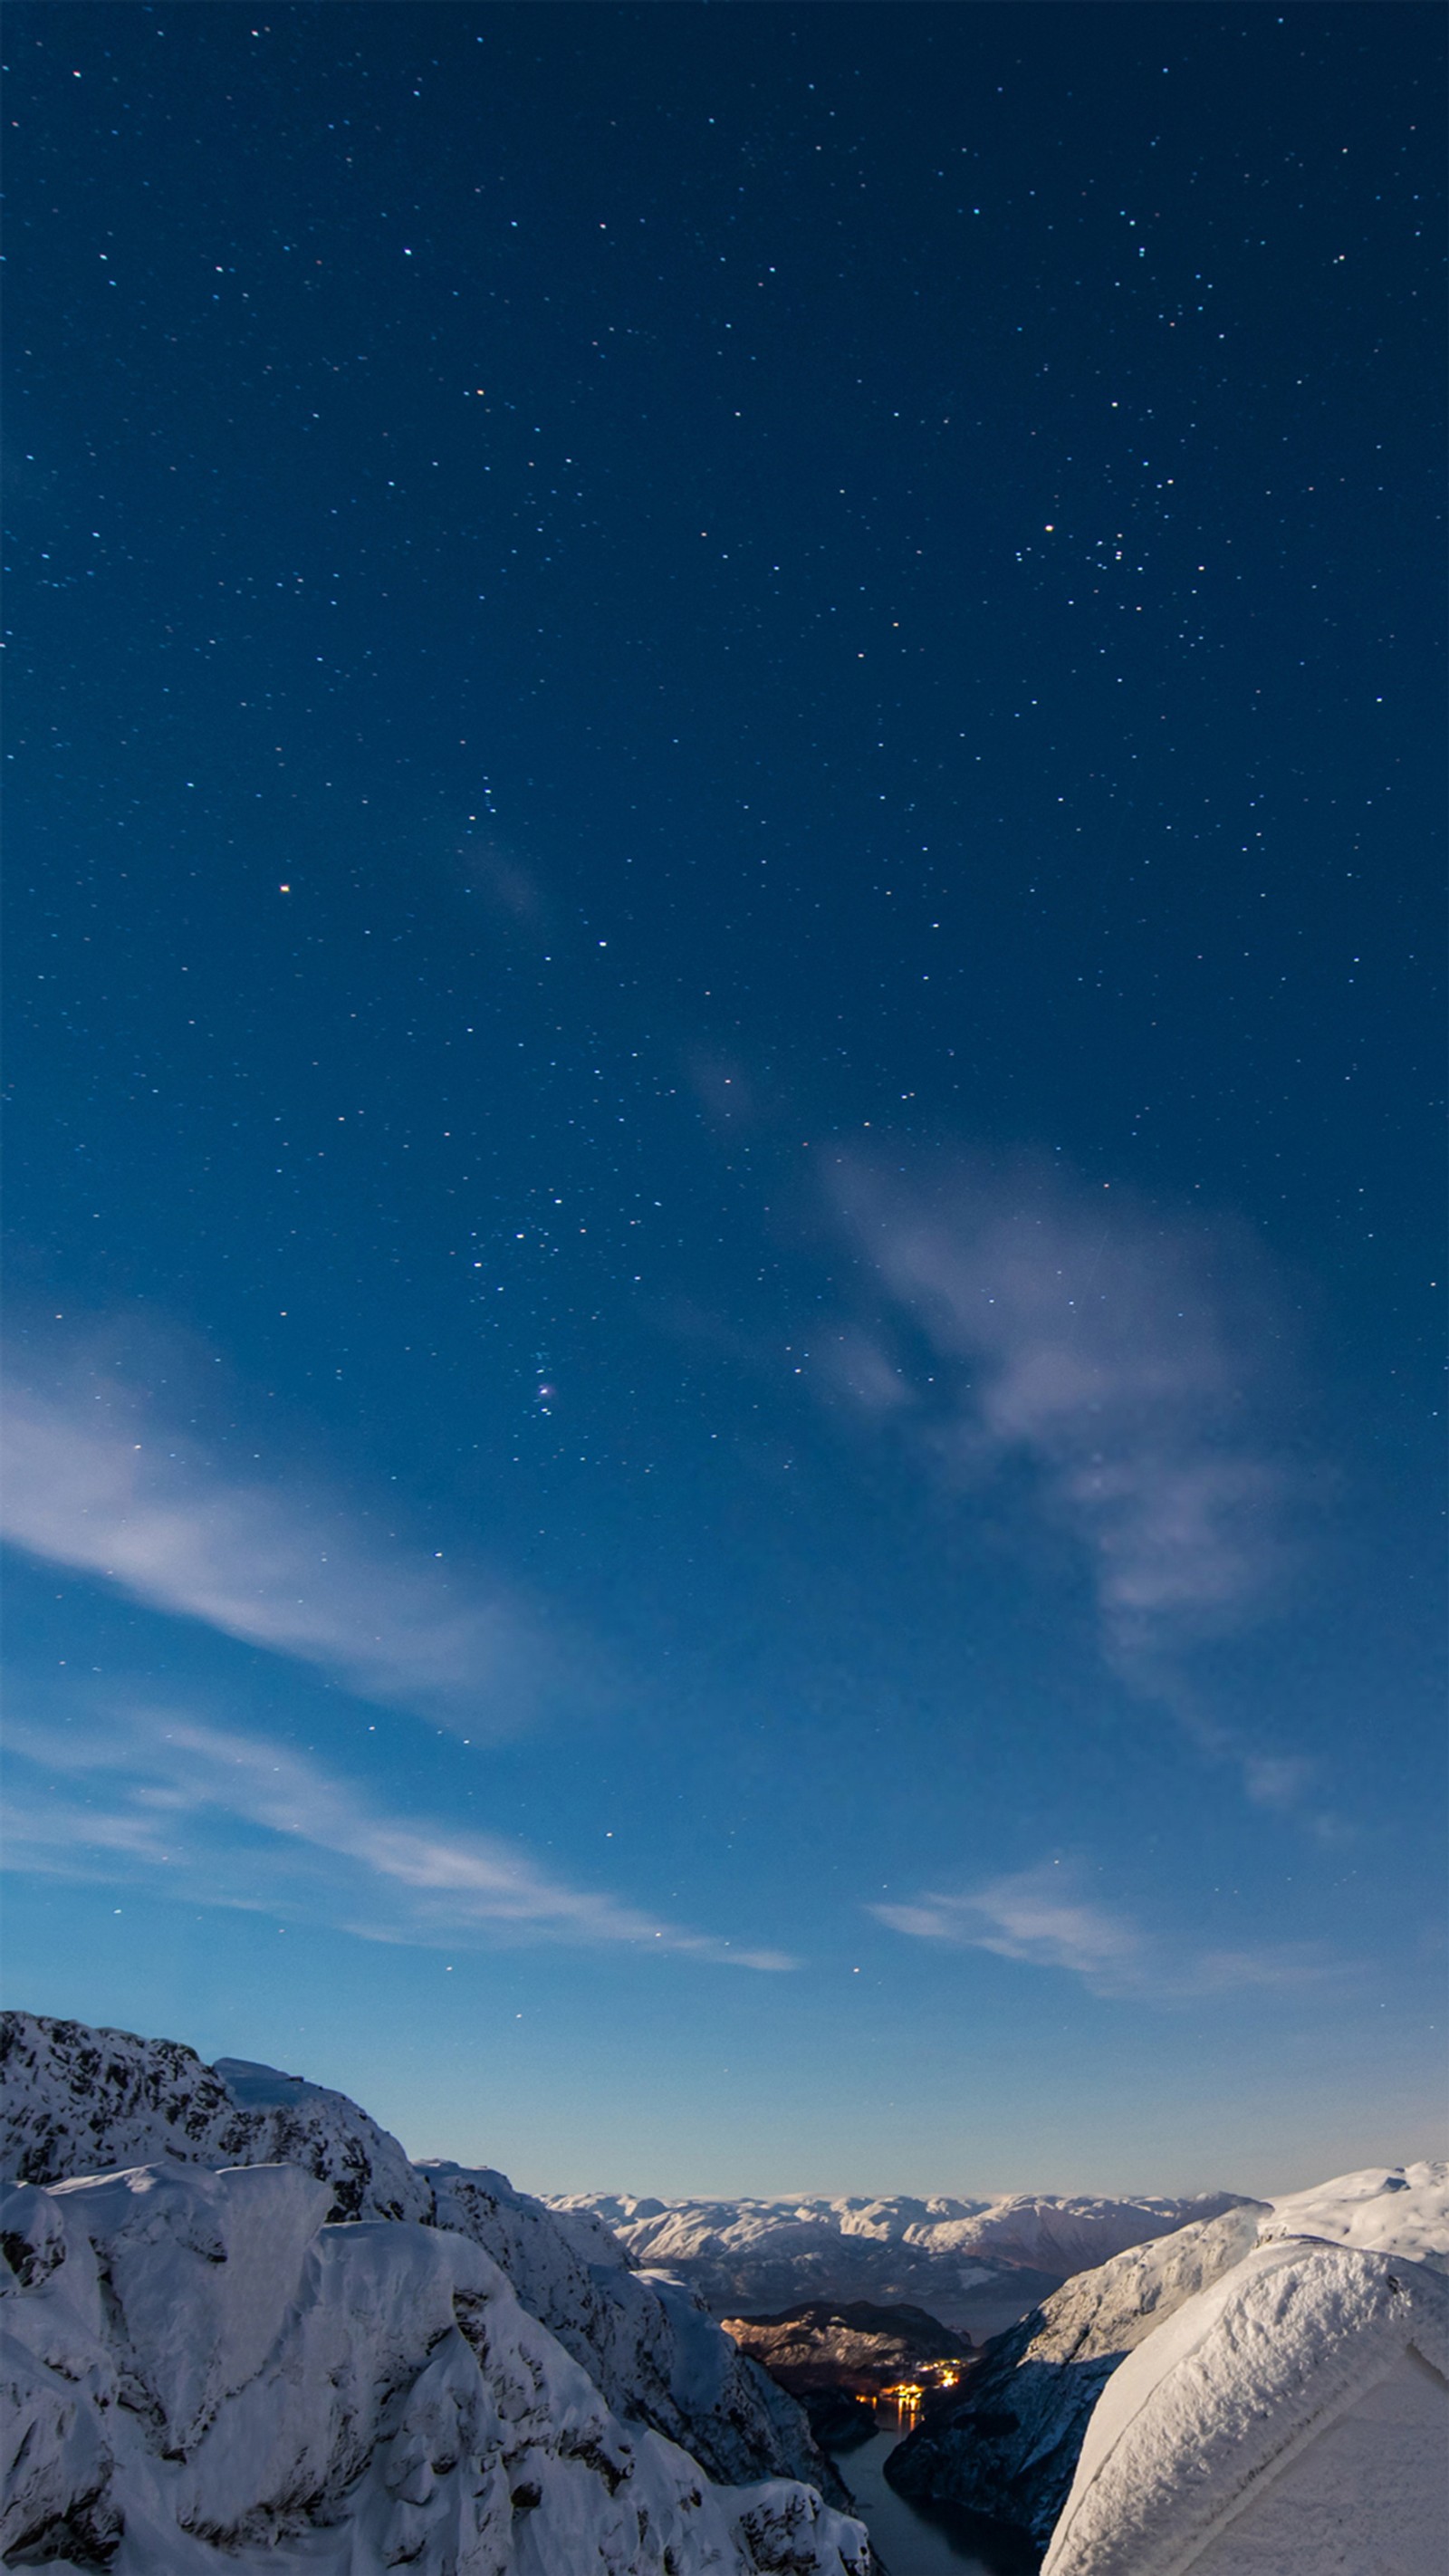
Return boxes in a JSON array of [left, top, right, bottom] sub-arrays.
[[1041, 2235, 1449, 2576]]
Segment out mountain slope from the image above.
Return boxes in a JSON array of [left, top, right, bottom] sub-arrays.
[[887, 2199, 1268, 2544], [1040, 2235, 1449, 2576], [1, 2156, 869, 2576], [721, 2300, 972, 2395], [888, 2163, 1449, 2551], [0, 2012, 836, 2501]]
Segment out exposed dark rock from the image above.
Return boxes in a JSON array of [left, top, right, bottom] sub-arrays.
[[796, 2389, 878, 2453], [724, 2300, 973, 2398]]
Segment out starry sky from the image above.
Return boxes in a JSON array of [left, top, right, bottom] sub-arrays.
[[4, 3, 1444, 2198]]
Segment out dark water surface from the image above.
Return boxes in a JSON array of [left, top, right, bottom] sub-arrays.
[[832, 2418, 1037, 2576]]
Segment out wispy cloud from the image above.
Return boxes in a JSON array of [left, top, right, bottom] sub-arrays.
[[875, 1871, 1142, 1984], [0, 1375, 550, 1731], [3, 1706, 795, 1970], [871, 1864, 1335, 2002], [825, 1152, 1296, 1664]]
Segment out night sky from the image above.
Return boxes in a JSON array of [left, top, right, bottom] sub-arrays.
[[4, 3, 1444, 2196]]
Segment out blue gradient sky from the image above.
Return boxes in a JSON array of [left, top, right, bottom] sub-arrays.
[[3, 2, 1444, 2196]]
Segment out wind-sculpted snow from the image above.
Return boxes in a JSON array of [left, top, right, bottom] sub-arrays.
[[0, 2159, 871, 2576], [548, 2189, 1244, 2330], [1041, 2239, 1449, 2576], [0, 2014, 837, 2503], [888, 2161, 1449, 2553], [1259, 2158, 1449, 2273]]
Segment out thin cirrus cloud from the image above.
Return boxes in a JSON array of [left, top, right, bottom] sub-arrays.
[[870, 1866, 1334, 2002], [3, 1706, 796, 1971], [823, 1151, 1297, 1666], [0, 1374, 552, 1732]]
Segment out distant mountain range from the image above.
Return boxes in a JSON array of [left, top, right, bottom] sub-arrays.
[[548, 2187, 1246, 2335]]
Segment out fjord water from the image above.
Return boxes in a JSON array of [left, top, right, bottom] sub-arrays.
[[834, 2412, 1033, 2576]]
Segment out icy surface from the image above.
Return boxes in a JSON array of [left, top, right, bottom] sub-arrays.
[[0, 2013, 836, 2499], [550, 2189, 1242, 2328], [892, 2161, 1449, 2551], [0, 2158, 870, 2576], [1041, 2238, 1449, 2576]]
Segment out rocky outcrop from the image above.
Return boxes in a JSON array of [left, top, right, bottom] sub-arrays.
[[0, 2012, 838, 2505], [0, 2014, 429, 2222], [722, 2300, 972, 2397], [0, 2158, 870, 2576]]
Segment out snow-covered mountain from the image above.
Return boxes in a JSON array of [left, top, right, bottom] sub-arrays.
[[0, 2016, 431, 2223], [549, 2188, 1246, 2333], [0, 2012, 865, 2572], [888, 2161, 1449, 2550], [1041, 2232, 1448, 2576], [2, 2157, 868, 2576]]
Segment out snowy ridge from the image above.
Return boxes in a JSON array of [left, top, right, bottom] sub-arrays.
[[0, 2016, 430, 2222], [547, 2188, 1245, 2328], [0, 2158, 869, 2576], [1260, 2158, 1449, 2271], [0, 2014, 838, 2505], [552, 2189, 1241, 2271], [888, 2162, 1449, 2551], [1041, 2237, 1449, 2576]]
